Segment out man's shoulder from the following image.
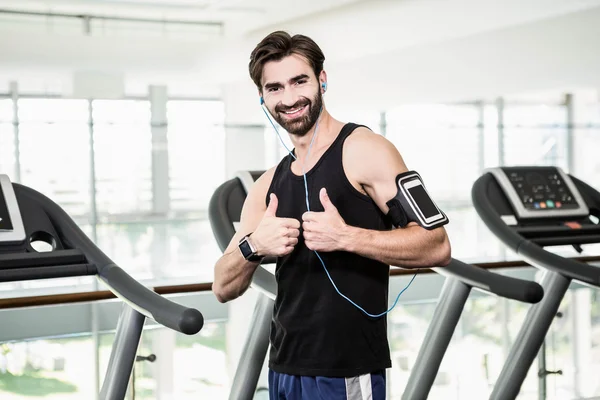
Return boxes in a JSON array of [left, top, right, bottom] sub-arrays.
[[344, 126, 399, 158], [343, 125, 408, 185], [255, 165, 278, 188]]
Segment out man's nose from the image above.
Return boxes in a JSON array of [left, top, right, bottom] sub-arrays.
[[281, 87, 299, 107]]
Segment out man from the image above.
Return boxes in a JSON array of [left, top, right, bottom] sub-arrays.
[[212, 31, 451, 400]]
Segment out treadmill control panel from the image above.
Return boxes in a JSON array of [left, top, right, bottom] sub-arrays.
[[486, 166, 589, 219], [507, 169, 579, 211]]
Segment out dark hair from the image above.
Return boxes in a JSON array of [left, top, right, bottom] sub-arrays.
[[249, 31, 325, 92]]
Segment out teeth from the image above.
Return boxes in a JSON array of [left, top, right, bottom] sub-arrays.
[[284, 106, 304, 114]]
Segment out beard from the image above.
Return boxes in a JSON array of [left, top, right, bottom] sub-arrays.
[[270, 90, 323, 137]]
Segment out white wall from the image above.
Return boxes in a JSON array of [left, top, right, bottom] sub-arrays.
[[324, 6, 600, 111]]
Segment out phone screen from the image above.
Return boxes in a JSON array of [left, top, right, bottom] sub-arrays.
[[407, 184, 440, 219], [0, 184, 14, 231]]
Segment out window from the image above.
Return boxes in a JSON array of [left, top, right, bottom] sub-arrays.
[[0, 335, 95, 399], [0, 99, 14, 179], [572, 102, 600, 185], [94, 220, 220, 283], [167, 100, 226, 213], [92, 100, 153, 217], [386, 104, 481, 204], [104, 321, 231, 400], [502, 104, 568, 170], [18, 99, 91, 219], [387, 292, 540, 399]]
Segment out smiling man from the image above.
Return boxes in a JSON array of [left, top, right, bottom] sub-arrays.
[[212, 31, 452, 400]]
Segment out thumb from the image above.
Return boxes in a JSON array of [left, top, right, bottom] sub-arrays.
[[265, 193, 278, 217], [319, 188, 335, 211]]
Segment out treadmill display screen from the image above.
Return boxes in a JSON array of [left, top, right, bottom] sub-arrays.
[[506, 168, 580, 211], [0, 184, 14, 231]]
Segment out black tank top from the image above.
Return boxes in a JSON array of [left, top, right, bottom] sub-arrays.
[[265, 122, 393, 378]]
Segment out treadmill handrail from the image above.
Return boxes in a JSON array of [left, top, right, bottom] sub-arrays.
[[472, 173, 600, 286], [14, 184, 204, 335], [434, 258, 543, 303]]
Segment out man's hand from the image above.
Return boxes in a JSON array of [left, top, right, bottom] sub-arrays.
[[302, 188, 348, 252], [251, 193, 301, 257]]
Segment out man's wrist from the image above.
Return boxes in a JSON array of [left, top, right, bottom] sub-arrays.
[[238, 233, 263, 262], [340, 224, 359, 253], [248, 233, 266, 258]]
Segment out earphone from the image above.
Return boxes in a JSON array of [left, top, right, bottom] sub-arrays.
[[259, 81, 416, 318]]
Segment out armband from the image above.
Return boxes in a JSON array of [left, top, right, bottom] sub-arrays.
[[385, 171, 449, 230]]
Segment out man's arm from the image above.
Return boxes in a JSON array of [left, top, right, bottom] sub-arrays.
[[301, 129, 451, 269], [213, 167, 301, 302], [212, 169, 273, 303], [343, 130, 451, 268]]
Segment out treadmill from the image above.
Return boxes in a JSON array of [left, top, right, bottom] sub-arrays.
[[209, 170, 545, 400], [472, 166, 600, 399], [0, 174, 204, 400]]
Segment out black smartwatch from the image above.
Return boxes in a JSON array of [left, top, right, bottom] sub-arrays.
[[238, 233, 263, 262]]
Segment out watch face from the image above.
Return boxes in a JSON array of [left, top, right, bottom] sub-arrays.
[[239, 239, 253, 258]]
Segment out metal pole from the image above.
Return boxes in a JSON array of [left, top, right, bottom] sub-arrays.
[[88, 98, 101, 400], [565, 93, 574, 174], [9, 81, 20, 183], [477, 99, 485, 174], [496, 97, 505, 166], [402, 278, 471, 400], [228, 294, 273, 400], [490, 271, 570, 400], [99, 305, 146, 400], [379, 111, 387, 137]]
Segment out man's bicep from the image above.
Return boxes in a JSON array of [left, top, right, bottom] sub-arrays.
[[362, 140, 410, 215]]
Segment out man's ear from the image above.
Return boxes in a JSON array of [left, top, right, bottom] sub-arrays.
[[319, 70, 328, 88]]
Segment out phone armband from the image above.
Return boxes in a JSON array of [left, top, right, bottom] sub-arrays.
[[385, 171, 449, 230]]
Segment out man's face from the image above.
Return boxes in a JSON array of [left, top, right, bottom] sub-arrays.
[[261, 54, 323, 137]]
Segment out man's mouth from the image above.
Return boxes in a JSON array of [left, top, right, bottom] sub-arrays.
[[280, 104, 308, 119]]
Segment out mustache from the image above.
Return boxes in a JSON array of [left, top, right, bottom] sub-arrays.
[[275, 99, 310, 113]]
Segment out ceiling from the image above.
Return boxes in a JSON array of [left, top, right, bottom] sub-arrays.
[[0, 0, 366, 35], [1, 0, 600, 104]]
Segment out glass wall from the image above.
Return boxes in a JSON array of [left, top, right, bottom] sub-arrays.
[[0, 99, 14, 178], [167, 100, 226, 214], [0, 93, 226, 297], [0, 319, 230, 400], [572, 101, 600, 186], [18, 99, 91, 220], [92, 99, 153, 217], [501, 104, 569, 169]]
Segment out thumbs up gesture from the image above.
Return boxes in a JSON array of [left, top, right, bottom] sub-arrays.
[[251, 193, 301, 257], [302, 188, 347, 252]]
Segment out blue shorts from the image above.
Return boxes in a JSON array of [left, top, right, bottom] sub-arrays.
[[268, 369, 386, 400]]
